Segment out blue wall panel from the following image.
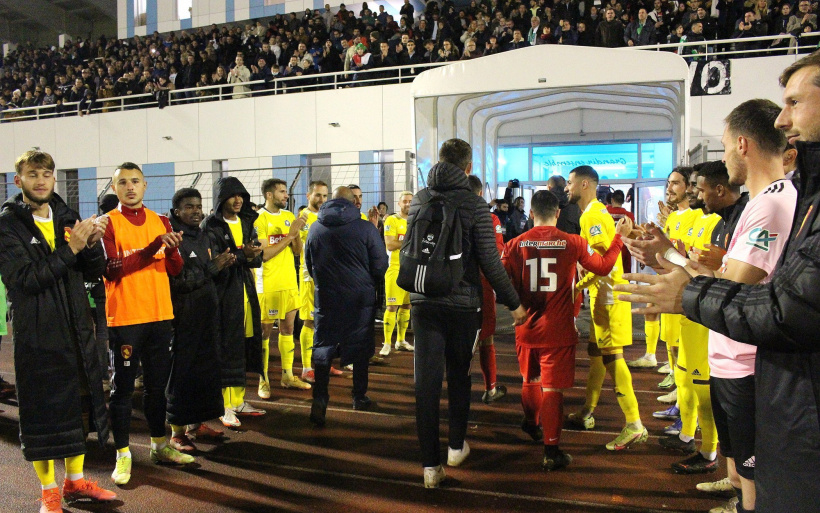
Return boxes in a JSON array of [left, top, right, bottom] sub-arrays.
[[77, 168, 98, 219], [127, 0, 135, 38], [180, 18, 193, 29], [249, 0, 264, 19], [358, 151, 379, 211], [146, 0, 158, 34], [226, 0, 236, 22], [141, 163, 175, 213]]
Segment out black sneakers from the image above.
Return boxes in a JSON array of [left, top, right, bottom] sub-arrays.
[[542, 450, 572, 471], [482, 384, 507, 404], [310, 398, 327, 427], [353, 395, 374, 411], [659, 435, 697, 454], [672, 453, 719, 474], [521, 420, 544, 442]]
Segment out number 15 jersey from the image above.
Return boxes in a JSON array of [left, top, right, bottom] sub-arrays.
[[502, 226, 624, 348]]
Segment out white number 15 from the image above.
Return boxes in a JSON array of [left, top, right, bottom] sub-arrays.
[[525, 257, 557, 292]]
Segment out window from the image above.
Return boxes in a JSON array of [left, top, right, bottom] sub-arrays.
[[640, 142, 674, 179], [60, 169, 80, 213], [134, 0, 147, 27], [532, 143, 639, 181], [497, 146, 529, 184], [177, 0, 192, 20]]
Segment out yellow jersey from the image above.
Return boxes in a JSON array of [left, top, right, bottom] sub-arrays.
[[33, 208, 56, 251], [579, 199, 626, 304], [665, 208, 701, 252], [361, 212, 368, 221], [691, 213, 721, 252], [225, 217, 248, 304], [254, 208, 298, 293], [384, 213, 407, 270], [299, 209, 319, 282]]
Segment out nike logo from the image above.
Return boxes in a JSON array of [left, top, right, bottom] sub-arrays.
[[548, 437, 559, 442]]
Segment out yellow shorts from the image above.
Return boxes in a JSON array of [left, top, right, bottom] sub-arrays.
[[385, 268, 409, 306], [258, 288, 299, 322], [678, 317, 711, 384], [661, 313, 682, 348], [590, 298, 633, 351], [299, 280, 315, 320]]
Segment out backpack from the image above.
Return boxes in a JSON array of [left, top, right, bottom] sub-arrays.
[[397, 188, 469, 297]]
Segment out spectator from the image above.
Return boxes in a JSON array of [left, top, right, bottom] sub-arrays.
[[733, 10, 764, 54], [372, 41, 398, 82], [212, 65, 229, 99], [577, 21, 595, 45], [680, 20, 707, 59], [461, 38, 483, 59], [350, 44, 372, 82], [787, 0, 817, 35], [400, 0, 416, 23], [537, 24, 558, 44], [437, 38, 461, 60], [527, 16, 542, 45], [228, 54, 251, 98], [250, 57, 274, 93], [505, 28, 532, 50], [596, 7, 625, 47], [625, 8, 658, 46], [558, 19, 579, 44]]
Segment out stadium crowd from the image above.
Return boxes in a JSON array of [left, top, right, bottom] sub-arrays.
[[0, 0, 818, 117]]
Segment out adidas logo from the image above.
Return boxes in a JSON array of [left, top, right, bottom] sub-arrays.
[[30, 237, 40, 245], [692, 369, 702, 376], [422, 248, 430, 254], [189, 251, 197, 258], [743, 456, 755, 468]]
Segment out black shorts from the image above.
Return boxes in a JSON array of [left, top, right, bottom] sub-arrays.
[[711, 375, 756, 480]]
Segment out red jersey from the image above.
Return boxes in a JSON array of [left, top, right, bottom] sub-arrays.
[[479, 213, 504, 339], [606, 206, 635, 274], [502, 226, 623, 348]]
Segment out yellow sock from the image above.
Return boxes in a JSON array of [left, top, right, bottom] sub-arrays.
[[117, 447, 130, 455], [64, 454, 84, 480], [695, 383, 718, 454], [397, 308, 410, 342], [150, 436, 167, 450], [170, 424, 185, 437], [606, 358, 641, 424], [33, 460, 55, 487], [222, 386, 245, 408], [383, 310, 396, 346], [678, 376, 697, 437], [279, 334, 295, 377], [584, 355, 607, 411], [667, 345, 676, 370], [645, 319, 660, 356], [222, 387, 231, 408], [261, 334, 270, 382], [300, 326, 314, 370]]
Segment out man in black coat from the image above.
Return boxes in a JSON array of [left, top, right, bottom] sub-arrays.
[[616, 53, 820, 513], [166, 188, 235, 452], [304, 186, 388, 426], [0, 150, 117, 508], [201, 177, 265, 429], [410, 139, 527, 488]]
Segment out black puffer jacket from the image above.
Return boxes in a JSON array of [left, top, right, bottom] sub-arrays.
[[682, 140, 820, 513], [201, 177, 263, 387], [409, 163, 520, 311], [0, 193, 109, 461]]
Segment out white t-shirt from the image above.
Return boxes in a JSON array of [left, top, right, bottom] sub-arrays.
[[708, 179, 797, 379]]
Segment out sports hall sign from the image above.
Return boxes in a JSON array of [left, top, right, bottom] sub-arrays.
[[689, 60, 731, 96]]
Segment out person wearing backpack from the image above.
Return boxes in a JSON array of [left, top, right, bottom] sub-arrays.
[[405, 138, 527, 489]]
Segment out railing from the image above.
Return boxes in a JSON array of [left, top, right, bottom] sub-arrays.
[[2, 32, 818, 124]]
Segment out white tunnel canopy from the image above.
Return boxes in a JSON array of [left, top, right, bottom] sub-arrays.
[[411, 45, 690, 191]]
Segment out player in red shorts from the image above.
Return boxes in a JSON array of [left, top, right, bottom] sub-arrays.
[[467, 176, 507, 403], [502, 190, 632, 470]]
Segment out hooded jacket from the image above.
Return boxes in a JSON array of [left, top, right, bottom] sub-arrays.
[[408, 162, 520, 312], [201, 177, 264, 387], [305, 198, 388, 365], [682, 140, 820, 513], [0, 193, 109, 461], [166, 210, 224, 425]]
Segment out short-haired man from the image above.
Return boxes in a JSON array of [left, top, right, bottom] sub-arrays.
[[605, 190, 634, 274], [255, 178, 310, 393], [202, 177, 266, 428], [565, 165, 646, 450], [0, 151, 116, 510], [504, 190, 630, 470], [413, 139, 527, 488], [305, 186, 388, 424], [166, 188, 234, 453], [103, 162, 192, 485], [381, 191, 415, 356]]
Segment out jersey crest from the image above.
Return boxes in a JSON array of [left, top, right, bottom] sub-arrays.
[[589, 225, 602, 237], [746, 227, 778, 252]]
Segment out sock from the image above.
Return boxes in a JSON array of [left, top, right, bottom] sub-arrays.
[[645, 319, 660, 356], [479, 344, 497, 391], [278, 334, 295, 378], [64, 455, 84, 481], [540, 390, 563, 446], [33, 460, 55, 488], [228, 386, 245, 408], [261, 333, 270, 382], [300, 325, 314, 371], [170, 424, 185, 438], [584, 355, 606, 411], [116, 447, 131, 459], [678, 376, 698, 439], [667, 344, 677, 370], [520, 382, 542, 426], [222, 387, 232, 408], [396, 308, 410, 343], [695, 383, 719, 455], [150, 436, 167, 451], [383, 310, 397, 346], [605, 358, 641, 424], [701, 450, 717, 460]]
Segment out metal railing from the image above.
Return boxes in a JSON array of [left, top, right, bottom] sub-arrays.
[[630, 31, 819, 59]]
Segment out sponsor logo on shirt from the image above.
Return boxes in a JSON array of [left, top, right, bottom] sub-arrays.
[[269, 235, 286, 245], [519, 240, 568, 249], [589, 225, 602, 237], [269, 308, 278, 316], [676, 222, 681, 231], [495, 224, 502, 233], [746, 227, 778, 252], [121, 246, 166, 257], [64, 227, 72, 242]]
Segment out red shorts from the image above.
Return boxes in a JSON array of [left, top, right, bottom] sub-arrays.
[[479, 276, 496, 340], [516, 345, 576, 389]]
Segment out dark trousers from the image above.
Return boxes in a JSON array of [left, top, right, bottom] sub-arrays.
[[92, 302, 110, 377], [413, 304, 481, 468], [313, 353, 370, 401], [109, 320, 173, 448]]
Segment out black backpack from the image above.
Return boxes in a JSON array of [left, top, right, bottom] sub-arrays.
[[397, 188, 469, 297]]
